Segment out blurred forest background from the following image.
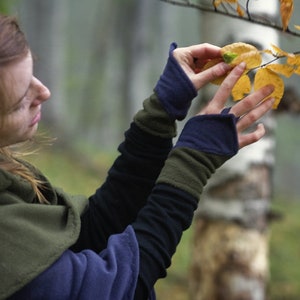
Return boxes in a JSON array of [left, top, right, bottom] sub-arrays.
[[2, 0, 300, 299], [4, 0, 300, 195]]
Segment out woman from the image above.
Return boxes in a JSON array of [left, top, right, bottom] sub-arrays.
[[0, 15, 274, 299]]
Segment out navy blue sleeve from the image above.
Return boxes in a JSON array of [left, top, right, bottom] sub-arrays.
[[9, 226, 140, 300], [154, 42, 197, 120], [71, 123, 172, 253]]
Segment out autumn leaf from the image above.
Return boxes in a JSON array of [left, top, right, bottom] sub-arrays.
[[279, 0, 294, 31], [221, 42, 261, 69], [236, 3, 245, 17], [268, 44, 290, 57], [294, 66, 300, 76], [231, 74, 251, 101], [213, 0, 244, 16], [295, 25, 300, 31], [266, 63, 294, 78], [203, 42, 261, 86], [287, 54, 300, 66], [222, 52, 238, 64], [203, 42, 300, 110], [214, 0, 238, 8], [233, 50, 262, 69], [286, 54, 300, 75], [201, 58, 228, 85], [254, 68, 284, 109]]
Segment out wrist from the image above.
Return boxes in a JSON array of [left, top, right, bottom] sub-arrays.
[[134, 94, 177, 138], [175, 114, 239, 157], [154, 42, 197, 121]]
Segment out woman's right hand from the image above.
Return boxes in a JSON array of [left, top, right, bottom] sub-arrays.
[[172, 43, 231, 90], [154, 43, 231, 121]]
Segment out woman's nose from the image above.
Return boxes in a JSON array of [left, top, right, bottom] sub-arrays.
[[32, 77, 51, 105]]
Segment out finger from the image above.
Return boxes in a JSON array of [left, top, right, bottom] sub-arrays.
[[173, 44, 222, 67], [187, 43, 222, 60], [238, 123, 266, 149], [192, 61, 231, 90], [236, 97, 274, 132], [203, 62, 246, 113], [230, 84, 275, 117]]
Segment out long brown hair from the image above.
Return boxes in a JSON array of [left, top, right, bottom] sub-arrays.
[[0, 15, 47, 204]]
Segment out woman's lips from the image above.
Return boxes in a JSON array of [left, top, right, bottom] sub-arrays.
[[30, 111, 41, 126]]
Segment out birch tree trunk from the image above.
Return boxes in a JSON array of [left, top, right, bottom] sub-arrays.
[[189, 1, 279, 299]]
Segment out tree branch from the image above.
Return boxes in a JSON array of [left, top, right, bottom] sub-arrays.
[[160, 0, 300, 38]]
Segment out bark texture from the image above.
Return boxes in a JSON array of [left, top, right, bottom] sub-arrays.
[[189, 1, 278, 299]]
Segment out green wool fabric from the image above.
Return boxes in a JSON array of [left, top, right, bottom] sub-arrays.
[[156, 147, 229, 200], [0, 93, 173, 299], [0, 164, 88, 299], [134, 93, 177, 139]]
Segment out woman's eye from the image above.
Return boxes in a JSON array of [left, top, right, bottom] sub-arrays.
[[13, 104, 24, 112], [9, 98, 26, 114]]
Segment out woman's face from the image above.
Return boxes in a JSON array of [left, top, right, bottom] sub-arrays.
[[0, 51, 50, 147]]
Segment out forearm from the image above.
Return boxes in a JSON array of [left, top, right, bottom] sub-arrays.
[[133, 113, 238, 297], [72, 95, 176, 252], [73, 42, 200, 252]]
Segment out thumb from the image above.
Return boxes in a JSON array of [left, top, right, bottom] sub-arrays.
[[192, 62, 231, 90]]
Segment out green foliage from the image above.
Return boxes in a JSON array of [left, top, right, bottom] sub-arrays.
[[0, 0, 16, 14], [269, 199, 300, 299], [27, 148, 115, 196]]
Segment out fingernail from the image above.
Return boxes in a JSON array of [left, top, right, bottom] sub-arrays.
[[220, 62, 232, 71], [267, 97, 275, 106], [266, 84, 275, 93], [237, 62, 246, 70]]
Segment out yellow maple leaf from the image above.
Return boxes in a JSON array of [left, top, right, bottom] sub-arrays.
[[254, 68, 284, 109], [231, 74, 251, 101], [279, 0, 294, 31], [221, 42, 261, 69], [266, 63, 294, 78]]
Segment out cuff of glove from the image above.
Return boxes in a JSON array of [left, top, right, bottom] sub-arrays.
[[156, 147, 227, 199], [175, 113, 239, 157], [134, 94, 177, 138], [156, 113, 239, 199], [154, 42, 197, 121]]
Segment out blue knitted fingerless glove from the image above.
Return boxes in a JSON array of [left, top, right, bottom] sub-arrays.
[[154, 42, 197, 121], [175, 111, 239, 157]]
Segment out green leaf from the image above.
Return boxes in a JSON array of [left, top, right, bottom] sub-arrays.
[[222, 52, 238, 64]]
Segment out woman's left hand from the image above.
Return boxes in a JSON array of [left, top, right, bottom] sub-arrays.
[[198, 62, 275, 149]]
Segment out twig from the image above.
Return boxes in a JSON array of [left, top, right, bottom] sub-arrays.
[[159, 0, 300, 38]]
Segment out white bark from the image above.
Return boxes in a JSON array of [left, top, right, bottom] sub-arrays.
[[198, 0, 278, 225], [190, 1, 279, 299]]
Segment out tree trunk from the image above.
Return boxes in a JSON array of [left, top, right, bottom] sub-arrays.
[[190, 164, 272, 299], [189, 1, 278, 299]]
